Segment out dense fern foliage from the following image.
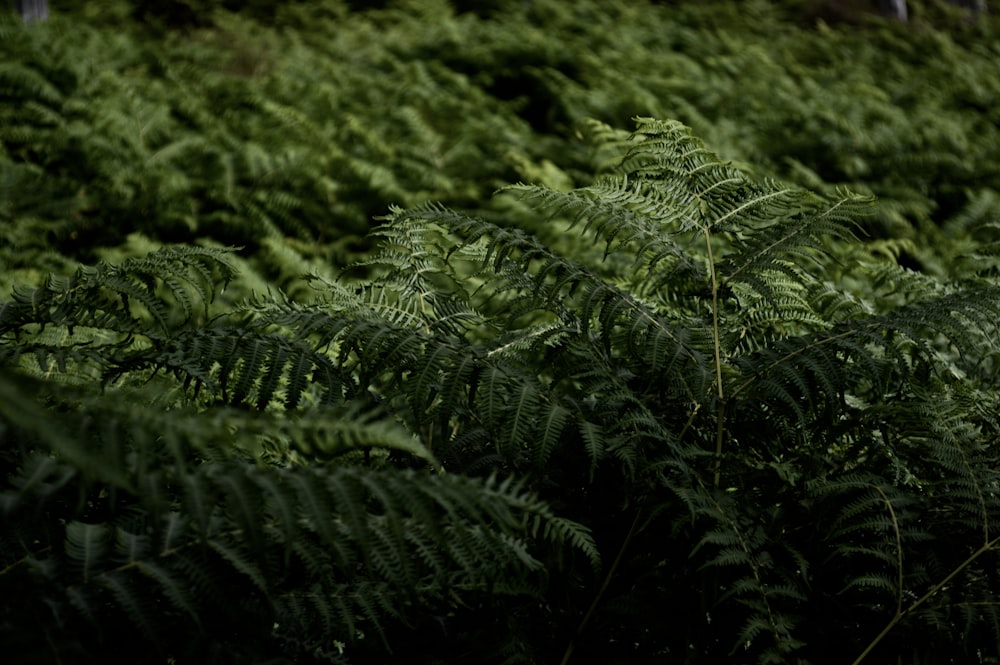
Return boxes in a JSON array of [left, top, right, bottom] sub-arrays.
[[5, 116, 1000, 663], [342, 118, 1000, 664], [2, 0, 999, 291], [0, 243, 598, 664], [4, 1, 1000, 663]]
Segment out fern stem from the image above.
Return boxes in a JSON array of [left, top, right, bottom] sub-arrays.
[[852, 534, 1000, 665], [677, 402, 701, 445], [0, 547, 52, 576], [559, 509, 642, 665], [871, 484, 904, 616], [702, 225, 725, 488], [713, 400, 726, 489]]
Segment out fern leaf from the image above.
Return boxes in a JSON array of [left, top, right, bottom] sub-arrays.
[[65, 521, 110, 585]]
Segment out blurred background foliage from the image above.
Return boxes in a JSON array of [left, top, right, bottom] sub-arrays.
[[1, 0, 998, 296], [4, 2, 1000, 664]]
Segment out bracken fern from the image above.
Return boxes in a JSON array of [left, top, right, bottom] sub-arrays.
[[4, 116, 1000, 665]]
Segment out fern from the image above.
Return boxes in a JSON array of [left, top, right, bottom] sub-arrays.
[[308, 117, 1000, 664], [5, 106, 1000, 663], [3, 1, 1000, 661], [0, 368, 596, 664]]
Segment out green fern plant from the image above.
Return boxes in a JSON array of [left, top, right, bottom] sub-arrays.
[[0, 374, 590, 664], [0, 242, 598, 664], [5, 115, 1000, 664], [254, 116, 1000, 664]]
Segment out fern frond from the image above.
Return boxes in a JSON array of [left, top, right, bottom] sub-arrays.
[[3, 369, 596, 662], [0, 246, 237, 385]]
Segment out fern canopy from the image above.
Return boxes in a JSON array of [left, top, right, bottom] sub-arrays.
[[4, 106, 1000, 664]]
